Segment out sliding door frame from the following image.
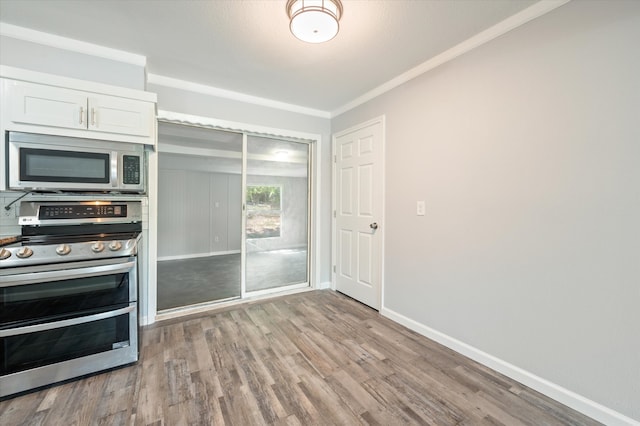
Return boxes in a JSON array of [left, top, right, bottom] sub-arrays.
[[146, 110, 321, 324]]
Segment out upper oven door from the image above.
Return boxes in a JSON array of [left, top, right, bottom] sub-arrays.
[[0, 257, 137, 328], [7, 131, 144, 193]]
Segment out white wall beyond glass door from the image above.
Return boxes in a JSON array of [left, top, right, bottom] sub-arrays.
[[245, 136, 310, 293]]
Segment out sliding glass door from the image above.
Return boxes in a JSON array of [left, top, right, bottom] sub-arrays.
[[245, 136, 310, 293], [156, 122, 243, 310], [156, 123, 311, 311]]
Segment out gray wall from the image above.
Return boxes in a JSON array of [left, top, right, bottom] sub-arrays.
[[0, 36, 145, 89], [332, 0, 640, 421], [148, 83, 332, 283]]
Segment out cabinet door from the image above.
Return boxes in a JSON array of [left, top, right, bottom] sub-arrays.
[[88, 96, 154, 137], [9, 81, 87, 130]]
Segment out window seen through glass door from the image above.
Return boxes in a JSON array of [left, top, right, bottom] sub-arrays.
[[246, 185, 282, 239]]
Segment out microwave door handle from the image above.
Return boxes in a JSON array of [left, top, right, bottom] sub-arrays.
[[0, 305, 136, 337], [111, 151, 119, 187]]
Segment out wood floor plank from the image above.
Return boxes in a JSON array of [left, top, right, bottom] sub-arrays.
[[270, 380, 320, 424], [182, 319, 213, 373], [360, 375, 433, 424], [297, 373, 364, 425], [0, 290, 603, 426], [326, 368, 411, 425], [93, 368, 136, 423]]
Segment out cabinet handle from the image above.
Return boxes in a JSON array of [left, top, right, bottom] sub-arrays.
[[91, 108, 97, 126], [79, 106, 84, 125]]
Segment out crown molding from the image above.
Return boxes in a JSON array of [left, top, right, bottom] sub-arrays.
[[0, 23, 146, 67], [331, 0, 572, 117], [148, 74, 331, 119]]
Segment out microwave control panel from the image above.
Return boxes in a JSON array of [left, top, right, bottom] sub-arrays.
[[122, 155, 141, 185]]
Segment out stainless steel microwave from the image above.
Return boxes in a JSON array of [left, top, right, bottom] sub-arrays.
[[7, 131, 145, 193]]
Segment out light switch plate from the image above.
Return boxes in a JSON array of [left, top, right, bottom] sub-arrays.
[[417, 201, 426, 216]]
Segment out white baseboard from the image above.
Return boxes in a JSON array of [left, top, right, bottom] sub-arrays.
[[316, 281, 332, 290], [157, 250, 240, 262], [380, 307, 639, 426]]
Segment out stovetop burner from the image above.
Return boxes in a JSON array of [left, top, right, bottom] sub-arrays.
[[0, 231, 141, 269]]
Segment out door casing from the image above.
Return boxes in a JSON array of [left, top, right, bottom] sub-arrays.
[[332, 116, 385, 310]]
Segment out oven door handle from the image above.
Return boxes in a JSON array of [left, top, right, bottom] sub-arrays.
[[0, 260, 136, 288], [0, 305, 136, 337]]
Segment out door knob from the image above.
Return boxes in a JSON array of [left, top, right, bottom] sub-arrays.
[[369, 222, 378, 230]]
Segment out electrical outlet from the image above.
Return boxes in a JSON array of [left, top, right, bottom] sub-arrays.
[[417, 201, 426, 216]]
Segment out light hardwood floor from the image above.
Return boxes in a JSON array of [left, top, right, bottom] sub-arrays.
[[0, 290, 601, 425]]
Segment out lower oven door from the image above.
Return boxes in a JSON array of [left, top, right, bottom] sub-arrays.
[[0, 257, 139, 398], [0, 304, 137, 398]]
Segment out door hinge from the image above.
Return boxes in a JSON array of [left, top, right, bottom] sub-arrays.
[[333, 210, 336, 218], [333, 265, 336, 273], [334, 155, 337, 163]]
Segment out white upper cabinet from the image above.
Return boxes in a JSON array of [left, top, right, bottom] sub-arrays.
[[87, 95, 153, 137], [7, 80, 154, 140], [10, 82, 88, 130]]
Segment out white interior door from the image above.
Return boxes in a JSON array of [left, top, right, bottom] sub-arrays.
[[334, 118, 384, 310]]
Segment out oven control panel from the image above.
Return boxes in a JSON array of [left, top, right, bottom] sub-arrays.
[[39, 204, 127, 219], [19, 201, 142, 225]]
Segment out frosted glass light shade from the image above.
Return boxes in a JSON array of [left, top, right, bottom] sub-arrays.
[[287, 0, 343, 43]]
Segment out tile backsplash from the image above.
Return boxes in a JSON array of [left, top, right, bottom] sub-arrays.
[[0, 192, 21, 237]]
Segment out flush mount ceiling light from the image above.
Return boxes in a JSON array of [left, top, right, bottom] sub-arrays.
[[286, 0, 343, 43]]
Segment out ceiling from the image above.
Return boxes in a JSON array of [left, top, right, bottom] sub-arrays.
[[0, 0, 539, 114]]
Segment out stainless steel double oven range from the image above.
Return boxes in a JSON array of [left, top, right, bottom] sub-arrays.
[[0, 200, 142, 398]]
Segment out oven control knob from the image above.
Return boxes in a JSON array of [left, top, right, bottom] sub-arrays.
[[16, 247, 34, 258], [108, 241, 122, 251], [56, 244, 72, 256], [0, 248, 11, 260], [92, 242, 105, 253]]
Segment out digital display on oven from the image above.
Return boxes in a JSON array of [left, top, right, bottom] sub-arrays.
[[39, 205, 128, 219]]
